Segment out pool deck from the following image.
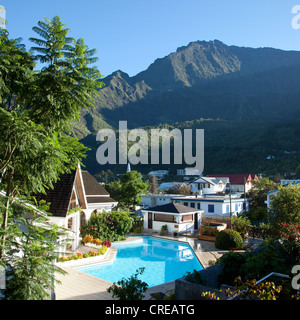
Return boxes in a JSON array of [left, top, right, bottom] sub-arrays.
[[55, 232, 262, 300]]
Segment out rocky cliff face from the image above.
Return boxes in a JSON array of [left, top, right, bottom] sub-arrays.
[[72, 40, 300, 135]]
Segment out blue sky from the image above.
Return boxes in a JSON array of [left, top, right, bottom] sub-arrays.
[[1, 0, 300, 77]]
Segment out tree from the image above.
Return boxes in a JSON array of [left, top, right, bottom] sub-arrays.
[[249, 177, 278, 208], [270, 185, 300, 229], [106, 171, 149, 209], [1, 198, 68, 300], [0, 16, 103, 298], [94, 169, 115, 184], [28, 16, 104, 131]]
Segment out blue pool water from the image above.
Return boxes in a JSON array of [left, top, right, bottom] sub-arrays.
[[76, 237, 203, 287]]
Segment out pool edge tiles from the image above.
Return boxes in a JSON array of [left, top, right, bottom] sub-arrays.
[[75, 236, 203, 288]]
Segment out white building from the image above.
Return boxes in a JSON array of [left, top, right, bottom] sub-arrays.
[[142, 202, 203, 234], [208, 174, 259, 193], [177, 167, 201, 176], [148, 170, 169, 179], [140, 193, 183, 209], [33, 167, 117, 252], [188, 176, 229, 195], [173, 194, 250, 217], [280, 179, 300, 186], [81, 170, 118, 220]]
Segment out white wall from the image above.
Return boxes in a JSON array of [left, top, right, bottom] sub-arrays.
[[140, 194, 181, 208], [142, 211, 200, 233], [178, 199, 248, 216]]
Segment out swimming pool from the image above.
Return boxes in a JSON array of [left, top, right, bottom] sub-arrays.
[[76, 236, 203, 287]]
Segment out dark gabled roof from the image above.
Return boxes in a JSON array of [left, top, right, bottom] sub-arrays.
[[145, 202, 199, 213], [34, 170, 77, 218], [86, 196, 118, 204], [81, 171, 110, 196]]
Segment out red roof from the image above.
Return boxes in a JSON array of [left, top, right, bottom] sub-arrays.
[[208, 174, 258, 185]]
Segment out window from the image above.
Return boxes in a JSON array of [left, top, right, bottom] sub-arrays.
[[197, 203, 201, 209], [208, 204, 214, 213], [190, 203, 195, 208], [182, 214, 193, 222], [68, 217, 73, 229], [154, 213, 174, 223], [226, 205, 230, 213], [183, 202, 188, 206]]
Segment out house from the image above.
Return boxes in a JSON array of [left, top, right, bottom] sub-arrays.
[[177, 167, 202, 176], [148, 170, 169, 179], [81, 170, 118, 220], [188, 176, 229, 195], [157, 182, 189, 192], [141, 202, 203, 234], [33, 167, 117, 252], [141, 193, 184, 208], [173, 194, 250, 217], [33, 168, 87, 252], [280, 179, 300, 186], [208, 174, 259, 193]]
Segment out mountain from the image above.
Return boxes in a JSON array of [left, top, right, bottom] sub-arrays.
[[72, 40, 300, 176], [74, 39, 300, 132]]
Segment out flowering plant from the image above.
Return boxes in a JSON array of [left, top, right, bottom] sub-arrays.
[[279, 223, 300, 263], [80, 211, 132, 242], [102, 240, 111, 248]]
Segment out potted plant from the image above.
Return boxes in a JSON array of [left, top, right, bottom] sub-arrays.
[[173, 230, 179, 237], [160, 224, 168, 235]]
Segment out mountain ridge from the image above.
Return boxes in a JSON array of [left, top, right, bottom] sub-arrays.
[[72, 39, 300, 134]]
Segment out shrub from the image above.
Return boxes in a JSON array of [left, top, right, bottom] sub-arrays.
[[77, 252, 83, 259], [102, 240, 111, 248], [98, 246, 108, 255], [216, 251, 249, 285], [89, 250, 98, 257], [112, 212, 133, 236], [133, 227, 142, 233], [93, 238, 102, 246], [83, 253, 89, 258], [83, 234, 93, 244], [232, 216, 251, 235], [215, 229, 244, 250], [58, 256, 68, 262], [80, 211, 132, 242], [107, 267, 148, 300]]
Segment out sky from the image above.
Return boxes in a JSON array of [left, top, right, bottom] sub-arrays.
[[1, 0, 300, 77]]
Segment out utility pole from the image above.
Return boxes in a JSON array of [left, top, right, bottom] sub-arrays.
[[244, 177, 247, 213], [229, 186, 232, 229]]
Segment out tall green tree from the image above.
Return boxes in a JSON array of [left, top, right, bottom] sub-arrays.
[[107, 171, 149, 209], [249, 177, 278, 208], [270, 184, 300, 229], [0, 16, 103, 299], [28, 16, 104, 131]]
